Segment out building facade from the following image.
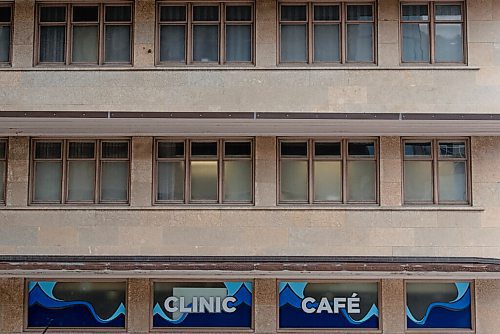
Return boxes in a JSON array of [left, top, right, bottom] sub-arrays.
[[0, 0, 500, 332]]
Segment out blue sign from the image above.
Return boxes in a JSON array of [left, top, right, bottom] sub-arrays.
[[27, 281, 126, 328], [279, 281, 379, 329], [406, 282, 472, 329], [152, 281, 252, 328]]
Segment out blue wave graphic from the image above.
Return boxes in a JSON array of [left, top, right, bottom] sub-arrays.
[[406, 283, 471, 329], [28, 282, 125, 328]]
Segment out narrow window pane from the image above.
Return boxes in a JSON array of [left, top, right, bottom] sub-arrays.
[[225, 141, 251, 157], [160, 25, 186, 62], [402, 23, 430, 62], [435, 24, 463, 62], [158, 142, 184, 158], [157, 161, 184, 201], [0, 142, 5, 158], [193, 6, 219, 21], [0, 7, 11, 22], [68, 142, 94, 159], [39, 26, 65, 62], [281, 142, 307, 157], [34, 161, 62, 201], [439, 142, 466, 158], [35, 142, 62, 159], [281, 5, 306, 21], [101, 161, 128, 201], [67, 161, 95, 201], [40, 7, 66, 22], [105, 6, 131, 22], [191, 161, 218, 201], [72, 26, 98, 63], [224, 160, 252, 202], [314, 24, 340, 62], [226, 25, 251, 62], [439, 161, 466, 201], [348, 142, 375, 157], [73, 6, 98, 22], [314, 161, 341, 201], [160, 6, 186, 21], [405, 142, 432, 157], [347, 5, 373, 20], [402, 4, 429, 21], [435, 5, 462, 21], [0, 26, 10, 62], [0, 161, 5, 201], [280, 160, 308, 201], [191, 142, 217, 156], [404, 161, 433, 202], [347, 160, 376, 201], [346, 23, 373, 62], [193, 25, 218, 62], [281, 25, 307, 62], [102, 142, 128, 159], [226, 6, 252, 21], [314, 5, 339, 21], [105, 26, 131, 63]]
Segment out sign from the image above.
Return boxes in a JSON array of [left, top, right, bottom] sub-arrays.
[[152, 281, 252, 328], [279, 281, 379, 329]]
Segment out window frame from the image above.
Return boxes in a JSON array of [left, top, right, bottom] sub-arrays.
[[153, 137, 255, 205], [399, 1, 466, 64], [30, 138, 131, 205], [277, 1, 377, 65], [156, 1, 255, 66], [277, 138, 379, 205], [0, 139, 7, 205], [0, 3, 13, 65], [401, 137, 471, 205], [34, 2, 134, 66]]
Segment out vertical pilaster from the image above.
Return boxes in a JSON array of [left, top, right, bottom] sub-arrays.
[[0, 278, 23, 333], [11, 0, 35, 68], [255, 136, 277, 207], [256, 0, 277, 67], [475, 279, 500, 333], [134, 0, 155, 67], [130, 137, 153, 207], [6, 137, 29, 207], [127, 278, 151, 333], [377, 0, 400, 66], [380, 136, 402, 206], [381, 279, 405, 333], [254, 278, 277, 333]]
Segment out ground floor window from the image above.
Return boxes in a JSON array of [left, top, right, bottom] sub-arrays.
[[0, 139, 6, 204]]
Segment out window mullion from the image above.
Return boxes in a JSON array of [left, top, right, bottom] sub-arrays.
[[433, 139, 439, 204], [342, 139, 347, 204], [307, 3, 313, 64], [308, 139, 313, 204]]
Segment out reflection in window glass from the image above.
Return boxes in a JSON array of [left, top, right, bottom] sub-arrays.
[[191, 161, 218, 201], [347, 160, 376, 201], [281, 160, 308, 201]]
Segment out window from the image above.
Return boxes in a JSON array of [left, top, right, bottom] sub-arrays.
[[0, 140, 6, 204], [0, 4, 12, 64], [279, 3, 375, 64], [36, 3, 133, 65], [157, 3, 254, 64], [155, 139, 253, 204], [31, 139, 130, 204], [401, 2, 465, 63], [278, 139, 378, 204], [403, 139, 469, 204]]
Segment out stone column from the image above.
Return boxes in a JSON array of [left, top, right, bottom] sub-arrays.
[[256, 0, 277, 67], [255, 137, 277, 207], [380, 136, 402, 206], [0, 278, 23, 333], [378, 0, 400, 66], [475, 279, 500, 333], [130, 137, 153, 207], [134, 0, 155, 67], [127, 279, 151, 333], [11, 0, 35, 67], [381, 279, 405, 333], [254, 278, 277, 333], [6, 137, 29, 207]]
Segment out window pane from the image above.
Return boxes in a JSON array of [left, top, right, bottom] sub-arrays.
[[314, 24, 340, 62], [72, 26, 98, 63], [347, 5, 373, 21], [347, 160, 375, 201], [105, 6, 131, 21], [314, 5, 339, 21], [157, 161, 184, 201], [0, 161, 5, 201], [281, 25, 307, 62], [314, 161, 341, 201], [439, 142, 466, 158], [435, 24, 463, 62], [34, 161, 62, 201], [160, 6, 186, 21], [160, 25, 185, 62], [402, 23, 429, 62], [346, 23, 373, 62], [348, 142, 375, 157], [105, 26, 131, 62], [191, 142, 217, 156], [39, 26, 65, 62], [281, 142, 307, 157], [190, 161, 218, 201], [101, 161, 128, 201], [35, 142, 62, 159], [404, 161, 433, 202], [69, 142, 95, 159], [67, 161, 95, 201], [0, 26, 10, 62], [226, 25, 251, 62], [226, 6, 252, 21], [193, 25, 218, 62], [0, 7, 11, 22], [224, 160, 252, 201], [40, 7, 66, 22], [102, 142, 128, 159], [280, 160, 308, 201], [0, 142, 5, 158], [402, 4, 429, 21], [438, 161, 466, 201], [435, 4, 462, 21], [73, 6, 98, 22], [315, 142, 340, 157], [281, 5, 306, 21], [193, 6, 219, 21], [158, 142, 184, 158], [225, 141, 251, 157], [405, 142, 432, 157]]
